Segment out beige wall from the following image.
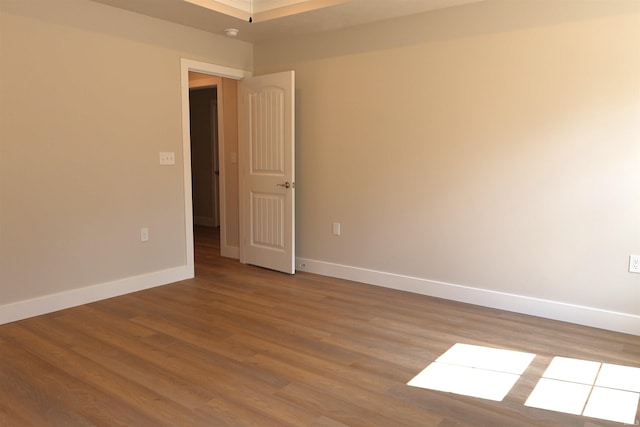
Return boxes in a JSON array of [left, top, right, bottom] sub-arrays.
[[0, 0, 252, 305], [220, 78, 240, 249], [254, 0, 640, 316]]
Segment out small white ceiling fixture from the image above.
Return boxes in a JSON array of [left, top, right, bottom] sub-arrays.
[[184, 0, 349, 23], [224, 28, 239, 36]]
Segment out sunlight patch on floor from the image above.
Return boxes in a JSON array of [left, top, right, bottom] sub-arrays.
[[525, 357, 640, 424], [407, 343, 536, 401]]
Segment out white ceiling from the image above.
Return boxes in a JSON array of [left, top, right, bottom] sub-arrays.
[[88, 0, 483, 42]]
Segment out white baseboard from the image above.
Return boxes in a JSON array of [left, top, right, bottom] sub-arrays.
[[0, 265, 194, 325], [295, 257, 640, 337], [221, 245, 239, 259]]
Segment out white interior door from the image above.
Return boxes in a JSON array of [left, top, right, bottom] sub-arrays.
[[239, 71, 295, 274]]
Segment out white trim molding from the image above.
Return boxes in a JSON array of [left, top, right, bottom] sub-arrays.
[[221, 245, 239, 259], [295, 257, 640, 337], [0, 266, 192, 326]]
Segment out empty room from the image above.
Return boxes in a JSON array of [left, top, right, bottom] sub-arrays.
[[1, 0, 639, 425]]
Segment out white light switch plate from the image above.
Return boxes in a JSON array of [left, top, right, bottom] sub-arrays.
[[159, 152, 175, 165], [630, 255, 640, 273]]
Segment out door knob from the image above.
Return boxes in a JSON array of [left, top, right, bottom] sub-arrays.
[[276, 182, 291, 189]]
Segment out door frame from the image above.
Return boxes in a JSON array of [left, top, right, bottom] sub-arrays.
[[180, 59, 251, 272]]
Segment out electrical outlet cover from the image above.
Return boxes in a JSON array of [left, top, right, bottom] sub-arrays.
[[630, 255, 640, 273]]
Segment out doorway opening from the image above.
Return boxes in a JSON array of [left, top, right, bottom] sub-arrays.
[[189, 85, 219, 230], [180, 59, 250, 276], [188, 71, 240, 267]]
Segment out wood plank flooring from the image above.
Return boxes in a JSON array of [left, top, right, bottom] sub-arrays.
[[1, 226, 638, 426]]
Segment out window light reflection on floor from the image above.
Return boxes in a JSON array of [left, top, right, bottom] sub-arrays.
[[525, 356, 640, 424], [407, 343, 536, 402], [408, 345, 640, 425]]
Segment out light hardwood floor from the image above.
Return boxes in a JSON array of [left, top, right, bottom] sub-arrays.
[[1, 226, 638, 426]]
